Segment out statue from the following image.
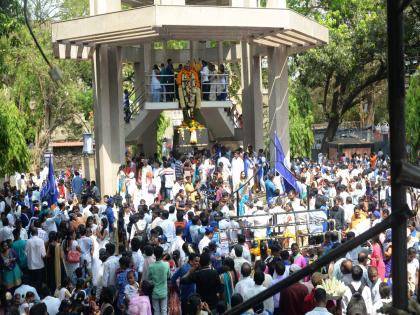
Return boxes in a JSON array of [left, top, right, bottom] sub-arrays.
[[175, 62, 205, 146], [176, 62, 201, 122]]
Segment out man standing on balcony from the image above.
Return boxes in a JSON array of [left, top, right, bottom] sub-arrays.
[[201, 60, 210, 101], [165, 59, 174, 101]]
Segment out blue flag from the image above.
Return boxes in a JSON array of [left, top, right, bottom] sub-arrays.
[[273, 134, 299, 193], [40, 158, 58, 206]]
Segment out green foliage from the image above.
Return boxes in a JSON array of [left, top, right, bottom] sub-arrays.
[[0, 90, 30, 176], [59, 0, 89, 19], [0, 0, 22, 37], [156, 113, 170, 160], [289, 81, 314, 158], [0, 1, 94, 169], [406, 69, 420, 161], [225, 62, 242, 107], [289, 0, 389, 150]]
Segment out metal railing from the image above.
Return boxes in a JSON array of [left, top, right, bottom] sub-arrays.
[[123, 86, 146, 123], [225, 206, 414, 315], [145, 74, 177, 103], [200, 73, 230, 101], [142, 73, 231, 103]]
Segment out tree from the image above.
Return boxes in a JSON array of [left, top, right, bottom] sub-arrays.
[[406, 68, 420, 161], [0, 90, 31, 176], [0, 0, 93, 171], [290, 0, 388, 153], [289, 81, 315, 158]]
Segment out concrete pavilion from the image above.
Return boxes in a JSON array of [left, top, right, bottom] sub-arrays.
[[51, 0, 328, 195]]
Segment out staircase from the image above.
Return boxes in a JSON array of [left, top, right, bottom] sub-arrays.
[[124, 96, 241, 144]]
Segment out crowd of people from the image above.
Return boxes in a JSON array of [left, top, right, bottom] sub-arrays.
[[149, 59, 228, 103], [0, 145, 419, 315]]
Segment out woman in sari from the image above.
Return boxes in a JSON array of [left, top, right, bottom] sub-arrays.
[[96, 217, 110, 250], [117, 165, 126, 195], [61, 230, 81, 279], [0, 241, 22, 289], [45, 231, 66, 294], [370, 236, 386, 280], [219, 257, 238, 308], [237, 171, 249, 217]]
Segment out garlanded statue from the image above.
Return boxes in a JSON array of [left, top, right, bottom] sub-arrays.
[[175, 61, 204, 145], [176, 61, 201, 121]]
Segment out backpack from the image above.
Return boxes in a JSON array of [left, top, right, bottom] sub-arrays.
[[347, 283, 368, 315], [132, 221, 147, 242]]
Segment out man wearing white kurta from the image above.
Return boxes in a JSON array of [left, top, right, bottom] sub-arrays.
[[231, 151, 244, 191]]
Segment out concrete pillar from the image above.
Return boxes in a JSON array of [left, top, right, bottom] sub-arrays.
[[142, 119, 158, 158], [143, 43, 152, 99], [267, 46, 290, 163], [241, 42, 264, 150], [266, 0, 286, 8], [190, 41, 199, 62], [217, 41, 224, 66], [241, 41, 253, 148], [251, 53, 264, 150], [133, 62, 144, 102], [93, 45, 124, 196], [89, 0, 121, 15]]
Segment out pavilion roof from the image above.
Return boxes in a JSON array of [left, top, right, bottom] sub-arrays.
[[51, 4, 328, 60]]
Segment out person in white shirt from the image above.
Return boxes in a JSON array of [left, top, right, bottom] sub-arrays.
[[343, 196, 355, 224], [168, 205, 177, 223], [198, 228, 213, 254], [305, 288, 333, 315], [40, 286, 60, 315], [201, 60, 210, 100], [231, 151, 244, 191], [0, 218, 14, 242], [130, 238, 144, 279], [372, 283, 392, 315], [234, 262, 254, 297], [78, 225, 94, 271], [407, 247, 419, 296], [25, 227, 46, 291], [217, 155, 231, 178], [102, 243, 120, 288], [342, 265, 373, 315], [243, 270, 274, 314], [170, 227, 186, 263], [229, 234, 251, 262], [158, 210, 176, 246], [232, 245, 250, 277]]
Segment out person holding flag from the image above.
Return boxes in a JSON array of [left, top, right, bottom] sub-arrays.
[[40, 158, 58, 207]]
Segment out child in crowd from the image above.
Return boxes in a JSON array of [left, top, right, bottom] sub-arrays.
[[19, 291, 35, 315]]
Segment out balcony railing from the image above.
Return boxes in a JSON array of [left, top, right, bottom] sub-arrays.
[[144, 73, 230, 103]]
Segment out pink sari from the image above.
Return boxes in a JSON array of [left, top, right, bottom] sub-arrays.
[[128, 295, 152, 315], [371, 243, 385, 280]]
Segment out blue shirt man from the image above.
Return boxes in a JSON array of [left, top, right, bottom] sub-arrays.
[[265, 173, 279, 203], [171, 254, 197, 305], [71, 172, 83, 196], [106, 199, 115, 232]]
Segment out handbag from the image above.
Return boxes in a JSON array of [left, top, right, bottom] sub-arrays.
[[148, 183, 157, 194], [67, 250, 81, 263]]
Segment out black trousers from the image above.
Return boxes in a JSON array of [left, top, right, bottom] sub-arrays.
[[28, 268, 44, 292], [202, 81, 210, 100]]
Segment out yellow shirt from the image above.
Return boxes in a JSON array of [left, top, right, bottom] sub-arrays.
[[348, 212, 367, 230]]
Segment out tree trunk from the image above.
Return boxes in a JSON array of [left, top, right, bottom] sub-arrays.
[[30, 130, 50, 173], [320, 115, 340, 154]]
